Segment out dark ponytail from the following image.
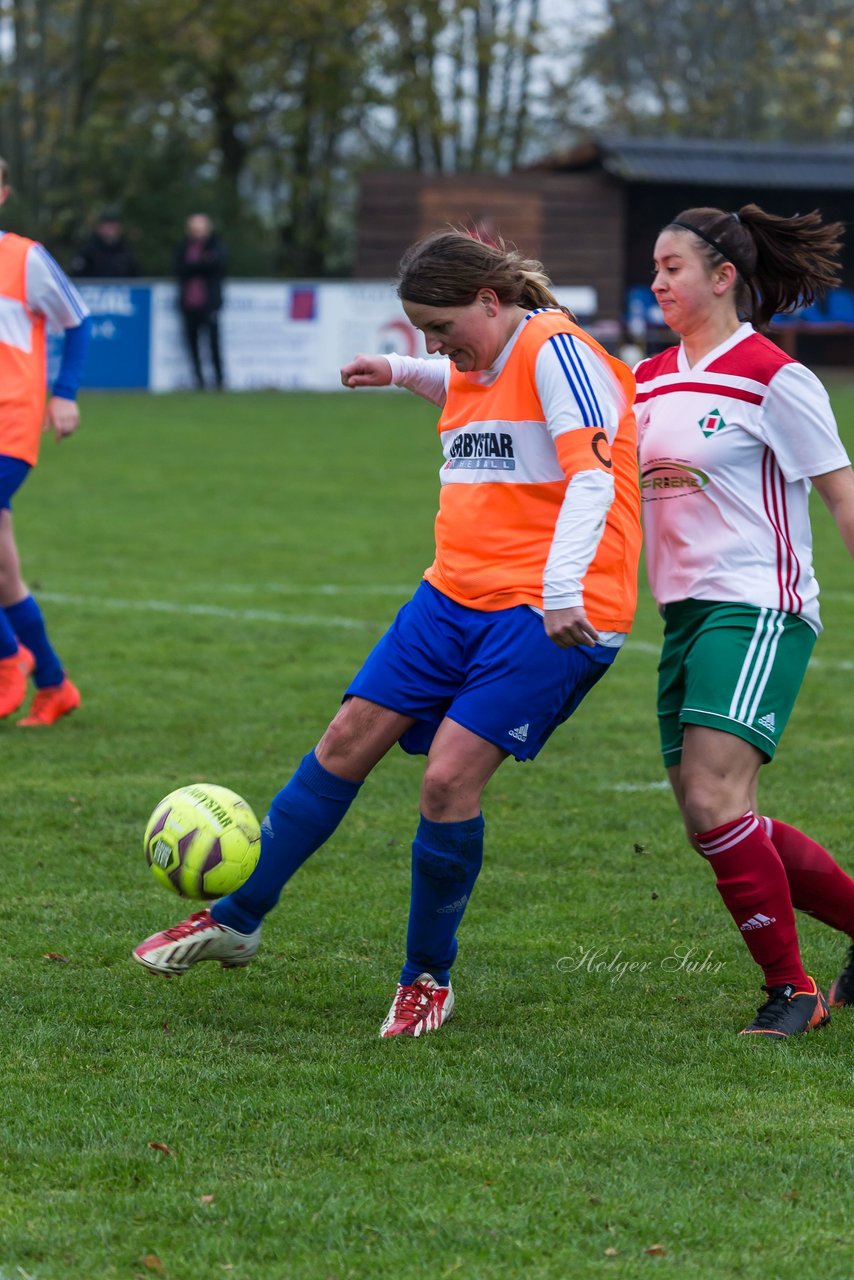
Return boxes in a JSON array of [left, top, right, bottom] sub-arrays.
[[666, 204, 844, 327]]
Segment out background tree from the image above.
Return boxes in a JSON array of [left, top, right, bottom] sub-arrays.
[[373, 0, 544, 172], [0, 0, 550, 271], [2, 0, 854, 274], [0, 0, 381, 273], [556, 0, 854, 142]]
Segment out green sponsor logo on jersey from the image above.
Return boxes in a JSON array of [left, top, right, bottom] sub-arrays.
[[698, 408, 726, 438]]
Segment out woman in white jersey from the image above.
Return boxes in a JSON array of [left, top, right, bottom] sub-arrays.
[[635, 204, 854, 1037]]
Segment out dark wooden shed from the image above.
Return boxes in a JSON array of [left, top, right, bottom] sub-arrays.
[[355, 165, 625, 318], [355, 137, 854, 356]]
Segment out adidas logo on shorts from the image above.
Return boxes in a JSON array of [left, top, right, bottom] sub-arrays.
[[756, 711, 776, 732], [508, 723, 529, 742]]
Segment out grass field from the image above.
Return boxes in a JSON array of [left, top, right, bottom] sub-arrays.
[[1, 381, 854, 1280]]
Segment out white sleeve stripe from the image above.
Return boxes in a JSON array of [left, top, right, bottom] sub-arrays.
[[562, 334, 606, 425], [32, 244, 88, 320], [549, 334, 604, 427]]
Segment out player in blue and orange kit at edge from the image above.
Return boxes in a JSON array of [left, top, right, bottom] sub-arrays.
[[0, 157, 91, 725], [637, 203, 854, 1036], [134, 229, 643, 1037]]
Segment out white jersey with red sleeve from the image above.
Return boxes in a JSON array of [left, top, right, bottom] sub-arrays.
[[635, 323, 850, 633]]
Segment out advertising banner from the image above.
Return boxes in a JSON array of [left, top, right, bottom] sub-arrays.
[[68, 280, 598, 392], [49, 283, 151, 389], [149, 281, 420, 391]]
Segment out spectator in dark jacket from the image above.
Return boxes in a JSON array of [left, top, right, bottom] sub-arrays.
[[72, 211, 140, 278], [174, 213, 227, 390]]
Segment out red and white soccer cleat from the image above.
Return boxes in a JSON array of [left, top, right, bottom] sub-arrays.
[[379, 973, 455, 1039], [132, 909, 261, 977], [18, 676, 80, 726]]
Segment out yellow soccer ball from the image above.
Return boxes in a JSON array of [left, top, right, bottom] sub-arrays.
[[143, 783, 261, 900]]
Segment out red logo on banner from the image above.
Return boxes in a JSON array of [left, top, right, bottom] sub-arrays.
[[289, 287, 317, 321]]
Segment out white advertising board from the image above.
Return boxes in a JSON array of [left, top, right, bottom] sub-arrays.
[[148, 281, 598, 393]]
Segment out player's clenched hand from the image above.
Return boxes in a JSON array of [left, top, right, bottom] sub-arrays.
[[340, 355, 393, 388], [44, 396, 80, 441], [544, 605, 599, 649]]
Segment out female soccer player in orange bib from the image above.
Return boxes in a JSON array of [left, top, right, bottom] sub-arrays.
[[636, 204, 854, 1036], [0, 158, 90, 724], [134, 230, 642, 1037]]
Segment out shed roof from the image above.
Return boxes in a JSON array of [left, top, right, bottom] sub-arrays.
[[530, 137, 854, 190]]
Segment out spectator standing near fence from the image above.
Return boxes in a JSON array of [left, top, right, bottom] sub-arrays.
[[0, 158, 91, 725], [174, 214, 226, 390], [72, 210, 140, 279], [636, 203, 854, 1036]]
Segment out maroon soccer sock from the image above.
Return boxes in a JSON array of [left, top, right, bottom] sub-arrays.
[[696, 812, 808, 989], [760, 815, 854, 938]]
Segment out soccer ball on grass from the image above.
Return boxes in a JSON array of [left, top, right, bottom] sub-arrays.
[[143, 783, 261, 900]]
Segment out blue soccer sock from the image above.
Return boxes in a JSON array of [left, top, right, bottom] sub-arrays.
[[211, 750, 362, 934], [400, 813, 485, 987], [4, 595, 63, 686]]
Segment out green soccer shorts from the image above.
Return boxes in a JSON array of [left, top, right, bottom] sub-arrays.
[[657, 599, 816, 767]]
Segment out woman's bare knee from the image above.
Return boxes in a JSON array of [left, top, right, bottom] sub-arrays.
[[316, 698, 412, 781], [420, 762, 484, 822], [0, 514, 25, 605]]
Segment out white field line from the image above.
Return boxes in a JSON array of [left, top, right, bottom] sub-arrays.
[[36, 591, 854, 670], [607, 781, 671, 792], [38, 592, 373, 630], [216, 582, 415, 596]]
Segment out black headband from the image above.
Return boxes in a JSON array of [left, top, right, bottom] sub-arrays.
[[670, 219, 749, 277]]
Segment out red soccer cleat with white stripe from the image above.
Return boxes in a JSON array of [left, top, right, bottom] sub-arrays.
[[132, 909, 261, 977], [379, 973, 455, 1039]]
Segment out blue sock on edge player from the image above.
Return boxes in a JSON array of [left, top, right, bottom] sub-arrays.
[[5, 595, 63, 686], [211, 750, 362, 934], [400, 812, 485, 986]]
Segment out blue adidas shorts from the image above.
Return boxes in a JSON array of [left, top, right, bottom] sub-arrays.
[[346, 579, 619, 761], [0, 456, 31, 511]]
